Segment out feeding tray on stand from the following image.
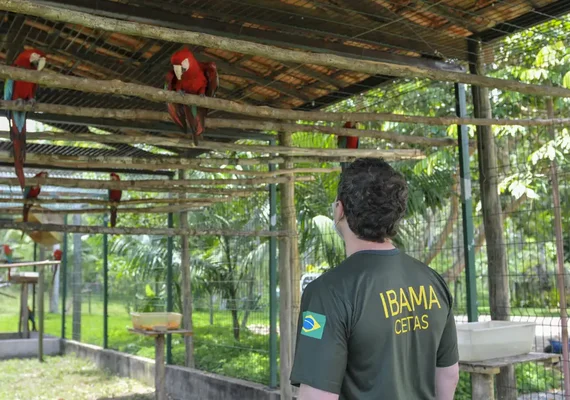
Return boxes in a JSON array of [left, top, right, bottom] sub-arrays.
[[130, 312, 182, 332], [19, 209, 63, 246]]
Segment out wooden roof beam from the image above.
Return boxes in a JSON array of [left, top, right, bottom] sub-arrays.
[[29, 0, 465, 69]]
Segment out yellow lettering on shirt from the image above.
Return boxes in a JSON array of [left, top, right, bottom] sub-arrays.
[[380, 285, 442, 336], [386, 290, 399, 317], [429, 286, 442, 310], [379, 293, 389, 318]]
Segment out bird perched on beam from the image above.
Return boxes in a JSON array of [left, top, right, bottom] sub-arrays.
[[3, 49, 47, 190], [108, 173, 122, 228], [165, 47, 219, 145], [337, 122, 360, 171], [23, 171, 47, 224]]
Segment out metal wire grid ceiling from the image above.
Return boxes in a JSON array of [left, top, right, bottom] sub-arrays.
[[0, 0, 567, 114]]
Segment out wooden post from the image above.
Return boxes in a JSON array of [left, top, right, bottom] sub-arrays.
[[468, 39, 514, 400], [546, 97, 570, 396], [154, 334, 166, 400], [38, 266, 45, 362], [278, 236, 293, 400], [278, 132, 301, 357], [471, 373, 495, 400], [178, 169, 195, 368], [19, 283, 29, 338]]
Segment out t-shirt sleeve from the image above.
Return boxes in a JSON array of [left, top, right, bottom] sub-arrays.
[[289, 279, 350, 394], [436, 301, 459, 367]]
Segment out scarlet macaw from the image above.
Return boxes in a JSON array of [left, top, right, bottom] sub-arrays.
[[338, 122, 360, 170], [165, 47, 219, 145], [108, 173, 122, 228], [3, 49, 47, 190], [2, 244, 13, 281], [53, 249, 62, 261], [23, 171, 47, 223]]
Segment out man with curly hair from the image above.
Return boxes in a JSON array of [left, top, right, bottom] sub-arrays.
[[290, 158, 459, 400]]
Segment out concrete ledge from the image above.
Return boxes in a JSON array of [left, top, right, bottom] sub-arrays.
[[0, 332, 61, 360], [62, 340, 282, 400]]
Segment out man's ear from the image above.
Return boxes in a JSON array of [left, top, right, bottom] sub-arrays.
[[337, 200, 345, 220]]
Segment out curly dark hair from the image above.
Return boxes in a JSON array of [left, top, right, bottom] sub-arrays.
[[337, 158, 408, 243]]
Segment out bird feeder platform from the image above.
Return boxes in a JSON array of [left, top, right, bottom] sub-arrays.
[[19, 208, 63, 246]]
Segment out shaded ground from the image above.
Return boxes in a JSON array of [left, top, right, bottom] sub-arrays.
[[0, 355, 154, 400]]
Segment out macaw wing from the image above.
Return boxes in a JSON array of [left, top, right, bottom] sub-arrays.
[[199, 62, 219, 98], [164, 71, 188, 132], [23, 186, 31, 199]]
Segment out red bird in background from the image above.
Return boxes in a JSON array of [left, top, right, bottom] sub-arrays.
[[165, 47, 219, 145], [337, 122, 360, 170], [108, 173, 122, 228], [3, 49, 47, 190], [53, 249, 62, 261], [23, 171, 47, 223]]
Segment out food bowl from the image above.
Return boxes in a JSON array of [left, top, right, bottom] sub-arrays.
[[130, 312, 182, 331]]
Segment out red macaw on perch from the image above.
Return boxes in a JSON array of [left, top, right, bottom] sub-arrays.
[[53, 249, 62, 261], [23, 171, 47, 223], [3, 49, 47, 190], [337, 122, 360, 170], [108, 173, 122, 228], [165, 47, 219, 145], [2, 244, 13, 281]]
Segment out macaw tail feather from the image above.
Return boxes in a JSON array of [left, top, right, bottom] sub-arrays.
[[183, 105, 204, 145], [10, 118, 27, 190], [110, 206, 118, 228], [23, 204, 32, 223]]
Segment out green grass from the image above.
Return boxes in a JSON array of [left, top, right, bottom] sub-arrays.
[[0, 355, 153, 400], [0, 289, 272, 384]]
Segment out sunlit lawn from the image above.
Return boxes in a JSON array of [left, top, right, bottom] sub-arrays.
[[0, 289, 273, 384], [0, 355, 154, 400]]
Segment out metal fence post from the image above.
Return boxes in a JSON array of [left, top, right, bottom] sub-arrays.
[[269, 138, 278, 388], [61, 214, 68, 338], [455, 82, 478, 322], [166, 211, 174, 364], [103, 215, 109, 349], [33, 242, 37, 313]]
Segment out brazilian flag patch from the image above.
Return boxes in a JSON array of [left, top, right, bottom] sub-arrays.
[[301, 311, 326, 339]]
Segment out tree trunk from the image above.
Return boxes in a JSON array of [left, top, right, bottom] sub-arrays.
[[229, 288, 240, 341], [48, 245, 59, 313], [72, 214, 82, 341], [469, 39, 514, 400]]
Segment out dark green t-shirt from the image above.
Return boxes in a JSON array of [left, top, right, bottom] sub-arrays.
[[290, 249, 459, 399]]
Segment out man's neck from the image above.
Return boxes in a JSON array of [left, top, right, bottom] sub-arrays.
[[345, 238, 396, 257]]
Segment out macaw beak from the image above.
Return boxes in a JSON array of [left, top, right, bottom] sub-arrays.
[[173, 65, 182, 80], [37, 57, 46, 71]]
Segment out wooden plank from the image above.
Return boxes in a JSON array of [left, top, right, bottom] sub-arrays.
[[128, 328, 194, 337], [0, 221, 287, 238], [459, 352, 561, 370], [0, 260, 61, 268]]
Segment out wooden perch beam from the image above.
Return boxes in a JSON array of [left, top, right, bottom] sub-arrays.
[[0, 176, 314, 191], [2, 100, 565, 131], [0, 151, 423, 172], [0, 197, 234, 206], [3, 0, 570, 98], [1, 66, 569, 128], [0, 129, 428, 157], [1, 221, 287, 237], [0, 101, 454, 146], [0, 204, 208, 215]]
